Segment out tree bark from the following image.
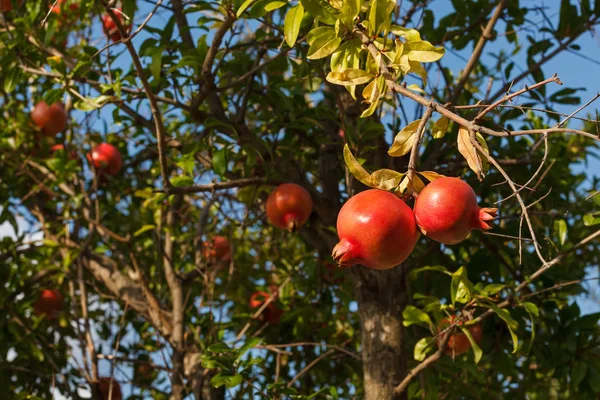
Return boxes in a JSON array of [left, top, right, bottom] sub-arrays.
[[352, 265, 409, 400]]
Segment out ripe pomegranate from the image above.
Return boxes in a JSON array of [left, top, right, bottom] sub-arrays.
[[249, 291, 283, 324], [33, 289, 64, 320], [437, 316, 483, 356], [332, 189, 419, 270], [203, 236, 231, 262], [266, 183, 313, 231], [413, 177, 498, 245], [97, 377, 122, 400], [102, 9, 131, 42], [31, 101, 68, 137], [87, 143, 123, 176]]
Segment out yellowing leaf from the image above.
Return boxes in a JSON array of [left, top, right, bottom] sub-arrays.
[[409, 174, 425, 193], [370, 169, 404, 190], [343, 144, 373, 187], [390, 25, 422, 41], [457, 127, 484, 180], [432, 116, 450, 139], [404, 41, 445, 62], [388, 119, 421, 157], [418, 170, 446, 182], [326, 69, 374, 86], [406, 84, 426, 94]]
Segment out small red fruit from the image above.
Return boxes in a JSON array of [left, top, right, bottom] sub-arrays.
[[50, 0, 79, 17], [437, 316, 483, 356], [50, 144, 77, 160], [203, 236, 232, 262], [266, 183, 313, 231], [249, 291, 283, 324], [33, 289, 64, 320], [332, 189, 419, 270], [31, 101, 68, 137], [87, 143, 123, 176], [102, 9, 131, 43], [413, 177, 498, 245], [97, 377, 122, 400]]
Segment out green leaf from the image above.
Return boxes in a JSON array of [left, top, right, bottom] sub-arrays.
[[451, 267, 472, 305], [236, 0, 256, 17], [404, 41, 445, 62], [3, 67, 20, 93], [72, 61, 92, 78], [482, 302, 519, 353], [571, 361, 588, 388], [43, 88, 65, 105], [414, 337, 435, 361], [388, 119, 421, 157], [343, 144, 372, 187], [300, 0, 339, 25], [522, 301, 538, 354], [237, 337, 262, 361], [264, 1, 286, 11], [134, 225, 156, 237], [171, 175, 194, 187], [480, 283, 505, 296], [211, 373, 243, 388], [148, 45, 165, 81], [73, 95, 113, 111], [554, 219, 567, 245], [589, 366, 600, 393], [326, 69, 374, 86], [340, 0, 360, 28], [329, 386, 339, 400], [368, 0, 389, 36], [458, 325, 483, 364], [212, 147, 228, 177], [403, 305, 433, 328], [284, 4, 304, 48], [208, 342, 234, 353], [583, 213, 600, 226], [432, 116, 449, 139], [307, 27, 341, 59], [409, 265, 452, 279]]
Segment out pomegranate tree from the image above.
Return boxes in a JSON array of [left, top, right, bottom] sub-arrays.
[[437, 316, 483, 356], [249, 291, 283, 324], [266, 183, 313, 231], [203, 235, 232, 262], [31, 101, 68, 137], [332, 189, 419, 270], [87, 143, 123, 176], [33, 289, 64, 320], [413, 177, 498, 245]]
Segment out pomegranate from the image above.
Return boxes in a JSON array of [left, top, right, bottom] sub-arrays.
[[50, 0, 79, 18], [50, 144, 77, 160], [203, 235, 231, 262], [97, 377, 122, 400], [413, 177, 497, 245], [266, 183, 313, 231], [31, 101, 68, 137], [87, 143, 123, 176], [437, 316, 483, 356], [0, 0, 12, 11], [102, 9, 131, 43], [332, 189, 419, 270], [33, 289, 64, 320], [249, 291, 283, 324]]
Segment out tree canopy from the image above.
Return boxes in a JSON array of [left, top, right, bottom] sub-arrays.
[[1, 0, 600, 399]]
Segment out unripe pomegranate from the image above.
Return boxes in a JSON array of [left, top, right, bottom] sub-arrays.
[[102, 9, 131, 43], [31, 101, 68, 137], [266, 183, 313, 231], [332, 189, 419, 270], [413, 177, 498, 245], [249, 291, 283, 324], [33, 289, 64, 320], [203, 235, 231, 262], [97, 377, 122, 400], [87, 143, 123, 176], [437, 316, 483, 356]]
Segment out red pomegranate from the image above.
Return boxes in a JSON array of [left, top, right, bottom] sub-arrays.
[[266, 183, 313, 231], [249, 291, 283, 324], [102, 9, 131, 43], [203, 235, 232, 262], [332, 189, 419, 270], [33, 289, 64, 320], [31, 101, 68, 137], [50, 144, 77, 160], [97, 377, 122, 400], [87, 143, 123, 176], [413, 177, 497, 245], [0, 0, 12, 11], [50, 0, 79, 17], [437, 316, 483, 356]]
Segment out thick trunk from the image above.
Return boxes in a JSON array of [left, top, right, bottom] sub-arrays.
[[352, 265, 409, 400]]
